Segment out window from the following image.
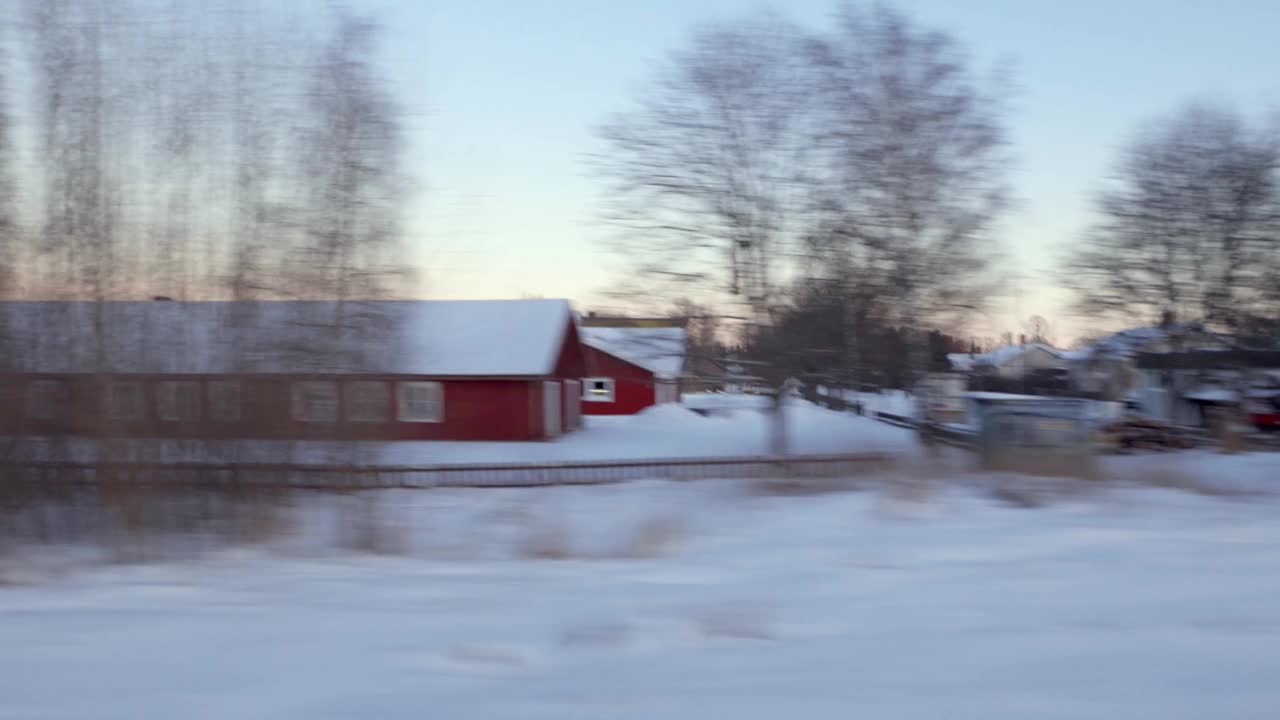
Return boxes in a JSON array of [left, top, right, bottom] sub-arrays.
[[106, 381, 145, 421], [582, 377, 615, 403], [345, 381, 390, 422], [397, 381, 443, 423], [207, 381, 242, 422], [26, 380, 70, 421], [292, 381, 339, 422], [157, 381, 201, 422]]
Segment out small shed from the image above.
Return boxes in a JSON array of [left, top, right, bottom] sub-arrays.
[[967, 393, 1098, 477], [579, 326, 686, 415]]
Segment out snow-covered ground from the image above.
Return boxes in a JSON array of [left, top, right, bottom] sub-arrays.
[[9, 400, 912, 466], [3, 449, 1280, 719]]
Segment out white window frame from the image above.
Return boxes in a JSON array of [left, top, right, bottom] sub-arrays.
[[106, 381, 146, 421], [582, 377, 615, 403], [292, 381, 339, 423], [397, 381, 444, 423], [207, 380, 242, 422], [157, 380, 202, 422], [26, 379, 70, 421], [345, 380, 391, 422]]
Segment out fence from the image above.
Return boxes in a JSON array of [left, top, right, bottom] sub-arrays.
[[0, 452, 893, 491]]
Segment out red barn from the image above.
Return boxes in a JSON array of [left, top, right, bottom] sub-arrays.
[[580, 326, 685, 415], [0, 299, 586, 442]]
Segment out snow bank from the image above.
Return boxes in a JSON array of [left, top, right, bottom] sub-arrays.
[[849, 390, 916, 417], [4, 400, 914, 467], [681, 391, 773, 412], [378, 401, 913, 464]]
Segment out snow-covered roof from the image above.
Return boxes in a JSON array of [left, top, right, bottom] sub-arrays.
[[0, 299, 576, 376], [964, 391, 1051, 402], [1069, 323, 1226, 361], [984, 343, 1061, 366], [581, 326, 686, 379], [950, 344, 1061, 371], [1185, 387, 1238, 403]]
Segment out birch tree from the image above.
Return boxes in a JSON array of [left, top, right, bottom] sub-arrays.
[[1065, 103, 1280, 331], [292, 11, 408, 372], [805, 4, 1011, 379], [596, 13, 816, 327]]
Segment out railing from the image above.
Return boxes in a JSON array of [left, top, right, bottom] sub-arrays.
[[869, 410, 978, 449], [0, 452, 893, 490]]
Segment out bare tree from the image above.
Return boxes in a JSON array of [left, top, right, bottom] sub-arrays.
[[596, 5, 1013, 393], [0, 38, 14, 300], [1065, 102, 1280, 331], [1026, 315, 1051, 345], [595, 13, 817, 326], [290, 10, 408, 373], [805, 4, 1011, 381]]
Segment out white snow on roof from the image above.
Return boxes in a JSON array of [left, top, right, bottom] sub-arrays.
[[581, 326, 686, 379], [398, 299, 576, 376], [1070, 323, 1226, 361], [949, 344, 1060, 371], [1185, 387, 1238, 403], [963, 391, 1051, 402], [983, 343, 1061, 366], [0, 299, 575, 376]]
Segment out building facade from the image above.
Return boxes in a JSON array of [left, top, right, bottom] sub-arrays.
[[579, 325, 685, 415], [0, 299, 586, 442]]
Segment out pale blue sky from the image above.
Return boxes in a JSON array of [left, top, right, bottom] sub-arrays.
[[358, 0, 1280, 342]]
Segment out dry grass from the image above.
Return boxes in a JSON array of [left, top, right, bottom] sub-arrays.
[[611, 515, 686, 559], [560, 621, 630, 649], [518, 521, 574, 560], [335, 495, 410, 555], [448, 642, 529, 667], [0, 469, 410, 568], [749, 476, 865, 497], [1116, 466, 1256, 498], [697, 604, 774, 641], [982, 454, 1101, 481]]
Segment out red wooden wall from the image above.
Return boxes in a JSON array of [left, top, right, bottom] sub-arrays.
[[580, 347, 659, 416], [0, 374, 549, 442], [0, 315, 594, 443]]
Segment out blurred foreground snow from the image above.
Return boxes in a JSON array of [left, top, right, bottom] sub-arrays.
[[2, 450, 1279, 719]]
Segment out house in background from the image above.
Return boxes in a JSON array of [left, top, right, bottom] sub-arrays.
[[1132, 350, 1280, 428], [579, 325, 686, 415], [0, 298, 587, 442], [947, 343, 1066, 380], [1062, 323, 1231, 403]]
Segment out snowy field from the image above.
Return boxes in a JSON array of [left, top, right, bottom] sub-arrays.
[[3, 445, 1280, 719]]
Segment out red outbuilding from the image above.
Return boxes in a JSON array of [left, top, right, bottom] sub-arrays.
[[579, 326, 685, 415], [0, 299, 586, 442]]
